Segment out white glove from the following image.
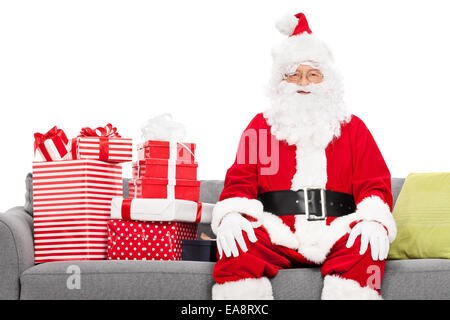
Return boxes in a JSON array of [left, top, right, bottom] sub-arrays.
[[216, 212, 258, 259], [346, 221, 390, 261]]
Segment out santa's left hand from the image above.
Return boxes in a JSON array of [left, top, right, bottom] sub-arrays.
[[346, 221, 389, 261]]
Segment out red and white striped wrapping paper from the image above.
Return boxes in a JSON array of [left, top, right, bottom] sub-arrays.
[[32, 160, 123, 263], [110, 198, 213, 223], [107, 219, 198, 261], [136, 140, 196, 163], [70, 137, 133, 163]]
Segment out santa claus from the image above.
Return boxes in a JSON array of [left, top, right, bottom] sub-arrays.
[[211, 13, 397, 300]]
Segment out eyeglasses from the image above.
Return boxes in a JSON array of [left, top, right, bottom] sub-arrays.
[[283, 69, 323, 83]]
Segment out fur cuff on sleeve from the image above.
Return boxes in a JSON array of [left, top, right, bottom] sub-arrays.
[[355, 196, 397, 242], [211, 197, 264, 235]]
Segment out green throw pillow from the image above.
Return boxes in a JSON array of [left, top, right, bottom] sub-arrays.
[[388, 172, 450, 259]]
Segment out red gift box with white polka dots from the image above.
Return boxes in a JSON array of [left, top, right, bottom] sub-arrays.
[[106, 219, 198, 261]]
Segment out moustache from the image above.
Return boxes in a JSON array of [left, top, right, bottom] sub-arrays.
[[277, 81, 321, 96]]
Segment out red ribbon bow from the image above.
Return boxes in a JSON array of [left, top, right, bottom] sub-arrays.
[[34, 126, 69, 160], [79, 123, 121, 138], [34, 126, 59, 152], [72, 123, 121, 162]]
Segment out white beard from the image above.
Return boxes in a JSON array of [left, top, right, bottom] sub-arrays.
[[263, 65, 350, 149]]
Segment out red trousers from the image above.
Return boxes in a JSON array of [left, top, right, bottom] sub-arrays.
[[213, 226, 385, 293]]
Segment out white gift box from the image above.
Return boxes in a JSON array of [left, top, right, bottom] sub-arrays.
[[110, 198, 214, 224]]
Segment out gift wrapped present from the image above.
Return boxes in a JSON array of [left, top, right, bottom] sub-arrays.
[[70, 123, 132, 163], [32, 159, 123, 263], [110, 198, 213, 223], [107, 219, 198, 261], [128, 178, 200, 202], [34, 126, 70, 161], [138, 114, 195, 163], [132, 158, 198, 180], [136, 140, 196, 163]]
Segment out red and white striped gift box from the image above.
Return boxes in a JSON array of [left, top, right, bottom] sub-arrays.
[[136, 140, 196, 163], [70, 137, 133, 163], [32, 160, 123, 263]]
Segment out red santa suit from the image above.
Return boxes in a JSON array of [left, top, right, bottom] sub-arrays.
[[211, 112, 396, 299], [211, 13, 396, 300]]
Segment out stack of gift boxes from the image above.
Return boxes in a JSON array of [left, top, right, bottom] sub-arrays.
[[130, 140, 199, 201], [107, 139, 213, 261], [32, 124, 132, 263], [33, 119, 214, 264]]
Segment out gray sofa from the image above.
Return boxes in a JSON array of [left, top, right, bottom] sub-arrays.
[[0, 175, 449, 300]]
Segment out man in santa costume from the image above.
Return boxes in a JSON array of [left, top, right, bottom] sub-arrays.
[[211, 12, 396, 300]]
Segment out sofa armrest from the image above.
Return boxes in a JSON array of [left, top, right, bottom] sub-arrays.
[[0, 206, 34, 300]]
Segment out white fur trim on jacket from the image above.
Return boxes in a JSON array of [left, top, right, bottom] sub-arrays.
[[291, 145, 327, 189], [321, 275, 382, 300], [212, 277, 273, 300], [259, 200, 395, 265], [355, 196, 397, 242], [260, 211, 299, 250], [289, 141, 346, 264], [211, 197, 263, 235], [294, 214, 355, 264]]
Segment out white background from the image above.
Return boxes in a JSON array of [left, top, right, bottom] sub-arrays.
[[1, 0, 449, 212]]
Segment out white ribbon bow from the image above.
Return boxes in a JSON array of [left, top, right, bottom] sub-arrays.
[[141, 113, 187, 142]]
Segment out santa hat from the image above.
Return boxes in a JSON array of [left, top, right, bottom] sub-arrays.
[[271, 13, 334, 78]]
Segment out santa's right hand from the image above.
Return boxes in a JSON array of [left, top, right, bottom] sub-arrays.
[[216, 212, 258, 259]]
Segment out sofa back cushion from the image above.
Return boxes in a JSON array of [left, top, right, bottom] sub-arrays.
[[24, 173, 33, 215]]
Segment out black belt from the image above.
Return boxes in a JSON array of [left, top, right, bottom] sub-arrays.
[[257, 188, 356, 221]]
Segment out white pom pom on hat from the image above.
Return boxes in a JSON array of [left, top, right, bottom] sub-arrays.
[[275, 12, 312, 36], [275, 13, 301, 36]]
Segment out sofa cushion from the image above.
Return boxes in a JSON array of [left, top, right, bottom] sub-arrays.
[[389, 173, 450, 259], [20, 260, 215, 300], [381, 259, 450, 299], [19, 259, 450, 300], [0, 207, 34, 299], [18, 260, 326, 300]]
